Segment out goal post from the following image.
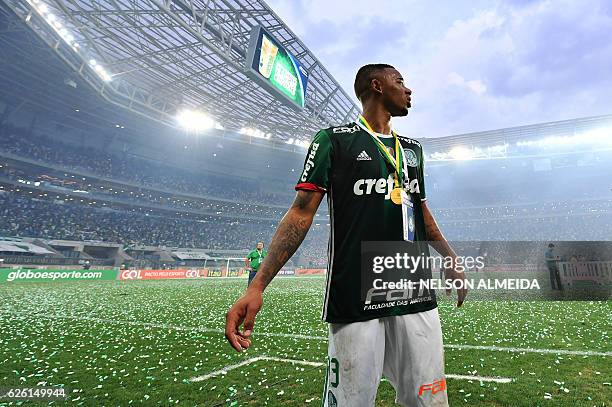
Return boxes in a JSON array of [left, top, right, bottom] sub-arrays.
[[202, 257, 247, 278]]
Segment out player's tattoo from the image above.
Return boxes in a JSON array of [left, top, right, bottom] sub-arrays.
[[293, 190, 313, 210], [253, 190, 321, 289]]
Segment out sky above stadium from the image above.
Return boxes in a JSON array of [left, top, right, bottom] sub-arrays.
[[267, 0, 612, 138]]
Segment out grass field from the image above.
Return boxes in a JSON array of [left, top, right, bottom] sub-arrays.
[[0, 277, 610, 406]]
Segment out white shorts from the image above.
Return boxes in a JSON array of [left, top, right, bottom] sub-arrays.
[[323, 308, 448, 407]]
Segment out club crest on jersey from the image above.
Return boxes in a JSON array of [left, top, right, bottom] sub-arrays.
[[404, 148, 418, 167], [332, 125, 360, 134]]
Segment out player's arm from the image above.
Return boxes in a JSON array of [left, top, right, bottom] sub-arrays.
[[225, 190, 324, 352], [422, 200, 467, 307], [245, 255, 251, 270], [251, 190, 322, 289]]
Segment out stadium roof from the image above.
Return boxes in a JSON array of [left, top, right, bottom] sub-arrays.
[[0, 0, 359, 143]]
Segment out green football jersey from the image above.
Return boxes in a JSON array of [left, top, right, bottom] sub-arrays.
[[246, 249, 266, 272], [296, 122, 436, 323]]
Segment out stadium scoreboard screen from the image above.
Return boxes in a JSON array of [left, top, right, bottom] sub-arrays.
[[246, 25, 309, 109]]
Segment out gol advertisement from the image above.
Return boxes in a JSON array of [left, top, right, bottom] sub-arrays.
[[119, 269, 205, 280]]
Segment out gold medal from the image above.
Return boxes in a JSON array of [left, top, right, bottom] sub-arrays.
[[357, 115, 408, 205], [390, 187, 403, 205]]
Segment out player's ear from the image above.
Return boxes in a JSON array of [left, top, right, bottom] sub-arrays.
[[370, 78, 383, 96]]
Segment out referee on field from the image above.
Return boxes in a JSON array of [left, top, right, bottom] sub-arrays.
[[545, 243, 562, 290], [245, 242, 266, 286]]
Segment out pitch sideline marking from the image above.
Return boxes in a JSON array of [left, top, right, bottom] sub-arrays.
[[14, 313, 612, 357], [190, 356, 324, 382], [445, 374, 512, 383], [189, 356, 513, 384]]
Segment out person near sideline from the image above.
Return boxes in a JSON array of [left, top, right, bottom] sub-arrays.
[[245, 242, 266, 286]]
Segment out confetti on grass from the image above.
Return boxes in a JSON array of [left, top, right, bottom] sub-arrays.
[[0, 278, 609, 406]]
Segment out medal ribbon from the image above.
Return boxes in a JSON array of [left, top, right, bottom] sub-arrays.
[[357, 115, 404, 187]]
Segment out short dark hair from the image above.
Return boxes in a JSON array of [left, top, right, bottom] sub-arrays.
[[548, 243, 555, 248], [354, 64, 396, 101]]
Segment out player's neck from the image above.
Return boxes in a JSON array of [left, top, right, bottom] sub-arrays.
[[361, 104, 392, 135]]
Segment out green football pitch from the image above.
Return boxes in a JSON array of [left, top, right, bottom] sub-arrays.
[[0, 277, 610, 406]]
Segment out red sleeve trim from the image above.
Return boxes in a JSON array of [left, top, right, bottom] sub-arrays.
[[295, 182, 326, 193]]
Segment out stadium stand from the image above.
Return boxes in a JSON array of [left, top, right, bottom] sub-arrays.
[[2, 115, 611, 269], [0, 125, 293, 205]]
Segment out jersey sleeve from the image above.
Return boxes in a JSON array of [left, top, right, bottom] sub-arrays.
[[418, 145, 427, 201], [295, 130, 333, 193]]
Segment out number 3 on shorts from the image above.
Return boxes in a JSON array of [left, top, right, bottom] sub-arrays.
[[327, 357, 339, 388]]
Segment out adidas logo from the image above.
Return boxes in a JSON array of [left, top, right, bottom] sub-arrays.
[[356, 150, 372, 161]]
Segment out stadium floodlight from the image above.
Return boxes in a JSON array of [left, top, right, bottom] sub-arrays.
[[294, 139, 310, 148], [93, 64, 112, 82], [240, 127, 271, 140], [488, 143, 509, 154], [448, 146, 474, 160], [176, 109, 215, 131], [34, 2, 47, 14], [99, 70, 112, 82], [516, 127, 612, 149]]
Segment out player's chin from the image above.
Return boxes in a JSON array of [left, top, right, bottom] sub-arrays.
[[393, 107, 410, 117]]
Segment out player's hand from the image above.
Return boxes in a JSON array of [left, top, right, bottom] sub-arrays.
[[225, 288, 263, 352], [444, 260, 467, 307]]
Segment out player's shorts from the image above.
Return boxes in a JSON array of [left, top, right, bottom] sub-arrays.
[[322, 308, 448, 407]]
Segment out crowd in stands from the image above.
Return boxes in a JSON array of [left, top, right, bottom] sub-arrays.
[[297, 238, 328, 268], [440, 214, 612, 241], [296, 214, 612, 266], [0, 163, 290, 219], [0, 126, 294, 205], [1, 124, 611, 265], [0, 192, 284, 249], [1, 184, 610, 259], [430, 200, 612, 223]]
